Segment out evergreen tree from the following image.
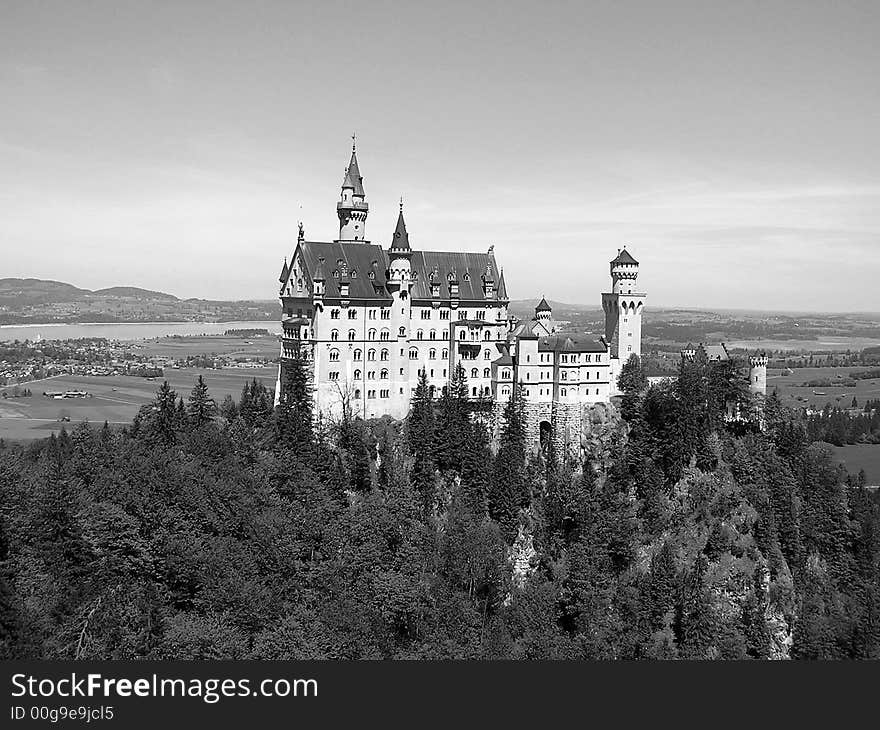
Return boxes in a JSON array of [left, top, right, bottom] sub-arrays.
[[618, 354, 647, 421], [489, 387, 527, 542], [187, 375, 216, 427]]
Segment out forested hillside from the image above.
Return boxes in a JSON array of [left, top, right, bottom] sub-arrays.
[[0, 356, 877, 660]]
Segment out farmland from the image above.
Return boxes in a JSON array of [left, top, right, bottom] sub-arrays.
[[833, 444, 880, 487], [767, 366, 880, 410], [0, 366, 277, 442]]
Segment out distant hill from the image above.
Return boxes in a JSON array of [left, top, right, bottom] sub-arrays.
[[92, 286, 178, 300], [0, 278, 91, 306], [508, 298, 600, 315]]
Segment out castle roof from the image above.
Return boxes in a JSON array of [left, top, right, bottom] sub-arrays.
[[493, 353, 514, 366], [611, 248, 638, 266], [341, 149, 365, 197], [497, 269, 508, 299], [291, 242, 508, 304], [537, 334, 606, 353], [278, 258, 289, 283], [535, 296, 552, 312], [390, 208, 411, 251]]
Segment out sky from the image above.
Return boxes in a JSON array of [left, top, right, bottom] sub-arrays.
[[2, 0, 879, 311]]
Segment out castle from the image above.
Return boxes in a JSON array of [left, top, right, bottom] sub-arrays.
[[274, 142, 647, 451]]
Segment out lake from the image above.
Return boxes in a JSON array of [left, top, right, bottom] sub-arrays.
[[0, 320, 282, 342]]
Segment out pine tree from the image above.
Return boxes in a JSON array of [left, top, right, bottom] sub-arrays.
[[406, 371, 435, 462], [489, 386, 527, 542], [274, 352, 315, 449], [187, 375, 216, 427], [434, 364, 470, 473], [618, 354, 647, 421]]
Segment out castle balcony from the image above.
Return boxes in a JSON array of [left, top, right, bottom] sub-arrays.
[[337, 200, 369, 211]]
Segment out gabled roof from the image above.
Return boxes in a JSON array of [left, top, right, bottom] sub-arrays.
[[611, 248, 638, 265], [295, 241, 390, 301], [493, 353, 514, 366], [537, 334, 607, 353], [409, 250, 507, 302], [341, 149, 365, 197], [535, 296, 552, 312]]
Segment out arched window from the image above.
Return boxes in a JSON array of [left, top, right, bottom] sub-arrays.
[[442, 348, 449, 359], [409, 348, 418, 360], [458, 330, 466, 340], [429, 349, 436, 359], [484, 350, 491, 360], [502, 370, 510, 380], [380, 349, 389, 361], [380, 369, 388, 379], [348, 329, 356, 341], [484, 331, 491, 340], [354, 369, 362, 380], [502, 387, 510, 396], [353, 349, 362, 360], [354, 389, 361, 399], [429, 329, 436, 340], [368, 349, 376, 361], [329, 349, 340, 362], [416, 329, 424, 340], [484, 368, 490, 378], [331, 329, 339, 342], [368, 328, 376, 340], [471, 368, 478, 378], [399, 326, 406, 337]]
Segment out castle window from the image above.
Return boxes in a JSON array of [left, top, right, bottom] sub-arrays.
[[329, 371, 339, 380], [472, 387, 477, 396], [502, 387, 510, 396], [366, 371, 375, 380], [421, 309, 430, 319], [354, 369, 362, 379], [561, 355, 567, 363], [484, 350, 491, 360], [380, 329, 389, 341], [585, 354, 591, 362], [368, 390, 376, 399], [368, 309, 376, 319], [354, 389, 361, 399], [329, 349, 340, 362], [417, 330, 424, 340], [464, 273, 471, 282], [484, 368, 490, 378], [429, 349, 436, 359], [561, 371, 567, 380], [502, 370, 510, 380], [351, 270, 357, 278], [368, 349, 376, 361], [561, 388, 567, 396], [380, 369, 388, 379], [369, 271, 375, 279], [333, 270, 339, 278], [470, 368, 478, 378], [476, 310, 485, 320], [381, 349, 389, 361], [348, 309, 356, 319], [380, 389, 389, 398], [442, 349, 449, 359], [458, 310, 467, 320], [484, 331, 491, 340], [440, 310, 450, 320], [409, 348, 418, 360], [399, 326, 406, 337], [354, 348, 362, 360], [348, 329, 356, 341], [458, 330, 466, 340], [331, 309, 340, 319], [331, 329, 339, 342], [381, 309, 390, 319], [368, 329, 377, 340], [429, 329, 436, 340]]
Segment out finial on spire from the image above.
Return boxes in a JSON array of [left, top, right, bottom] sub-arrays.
[[352, 132, 356, 151], [399, 195, 404, 213], [298, 221, 304, 241]]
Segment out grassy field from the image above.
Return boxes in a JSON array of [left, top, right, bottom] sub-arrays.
[[768, 366, 880, 410], [0, 366, 277, 442], [833, 445, 880, 486], [135, 334, 280, 359]]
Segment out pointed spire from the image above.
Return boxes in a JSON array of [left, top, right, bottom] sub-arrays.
[[279, 257, 289, 283], [341, 144, 365, 197], [536, 296, 552, 313], [390, 199, 411, 251], [497, 268, 508, 300]]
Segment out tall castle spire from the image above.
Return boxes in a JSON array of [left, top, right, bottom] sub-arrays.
[[337, 135, 368, 241]]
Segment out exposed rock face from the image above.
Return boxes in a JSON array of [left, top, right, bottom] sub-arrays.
[[579, 401, 625, 464], [509, 523, 537, 589]]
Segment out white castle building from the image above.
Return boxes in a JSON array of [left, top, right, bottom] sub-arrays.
[[275, 142, 647, 451]]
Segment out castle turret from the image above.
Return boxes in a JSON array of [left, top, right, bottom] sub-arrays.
[[312, 256, 326, 310], [336, 138, 368, 241], [749, 353, 768, 396], [602, 247, 645, 376], [535, 296, 552, 322], [387, 199, 413, 292]]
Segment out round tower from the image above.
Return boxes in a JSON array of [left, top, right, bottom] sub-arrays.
[[535, 296, 552, 322], [337, 137, 368, 242], [749, 353, 768, 396], [601, 247, 645, 371]]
